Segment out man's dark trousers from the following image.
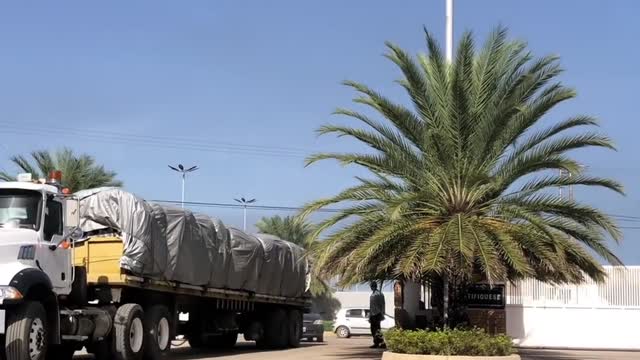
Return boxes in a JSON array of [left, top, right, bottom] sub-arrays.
[[369, 313, 384, 346]]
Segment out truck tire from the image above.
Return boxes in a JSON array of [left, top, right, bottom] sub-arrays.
[[287, 310, 302, 348], [263, 308, 288, 349], [113, 304, 145, 360], [5, 301, 48, 360], [68, 266, 88, 306], [143, 305, 171, 360]]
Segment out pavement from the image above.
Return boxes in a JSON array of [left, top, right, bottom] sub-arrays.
[[72, 336, 640, 360]]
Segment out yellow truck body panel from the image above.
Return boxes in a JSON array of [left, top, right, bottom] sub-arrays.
[[73, 236, 126, 285]]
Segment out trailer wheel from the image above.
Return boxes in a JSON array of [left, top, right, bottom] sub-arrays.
[[143, 305, 171, 360], [5, 301, 48, 360], [113, 304, 145, 360], [263, 308, 288, 349], [287, 310, 302, 348]]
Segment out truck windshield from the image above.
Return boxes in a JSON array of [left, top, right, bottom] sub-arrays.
[[0, 189, 42, 230]]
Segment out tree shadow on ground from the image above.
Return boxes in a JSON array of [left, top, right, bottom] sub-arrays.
[[168, 342, 325, 359], [325, 344, 384, 360]]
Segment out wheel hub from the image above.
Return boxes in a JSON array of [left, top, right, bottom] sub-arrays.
[[29, 318, 45, 360], [130, 318, 144, 353]]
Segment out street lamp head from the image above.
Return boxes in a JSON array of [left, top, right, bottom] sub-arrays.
[[234, 197, 256, 204], [169, 164, 199, 174]]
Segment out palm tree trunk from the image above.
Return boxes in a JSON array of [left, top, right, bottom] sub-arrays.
[[443, 273, 449, 328]]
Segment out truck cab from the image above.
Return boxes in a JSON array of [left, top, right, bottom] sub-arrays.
[[0, 173, 80, 360]]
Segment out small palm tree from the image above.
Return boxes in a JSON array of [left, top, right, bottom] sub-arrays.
[[256, 215, 331, 297], [0, 148, 122, 192], [302, 27, 623, 325], [256, 215, 315, 248]]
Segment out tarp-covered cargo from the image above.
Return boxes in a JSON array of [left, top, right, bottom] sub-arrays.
[[75, 188, 308, 298]]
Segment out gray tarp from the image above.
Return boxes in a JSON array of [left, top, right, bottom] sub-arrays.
[[76, 188, 308, 297]]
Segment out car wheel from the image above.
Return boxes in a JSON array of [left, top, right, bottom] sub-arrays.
[[335, 326, 350, 339], [317, 335, 324, 343]]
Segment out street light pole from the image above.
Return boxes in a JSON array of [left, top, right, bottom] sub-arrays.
[[234, 197, 256, 231], [168, 164, 199, 208], [446, 0, 454, 62], [442, 0, 454, 329]]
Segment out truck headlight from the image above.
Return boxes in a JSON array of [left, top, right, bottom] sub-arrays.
[[0, 286, 23, 301], [313, 320, 324, 325]]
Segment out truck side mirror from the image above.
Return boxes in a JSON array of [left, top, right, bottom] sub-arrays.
[[64, 198, 80, 228]]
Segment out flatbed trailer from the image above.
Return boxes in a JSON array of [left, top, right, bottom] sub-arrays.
[[69, 234, 309, 360]]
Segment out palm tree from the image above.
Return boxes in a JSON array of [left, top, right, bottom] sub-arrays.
[[0, 148, 123, 192], [256, 215, 331, 297], [256, 215, 315, 248], [302, 27, 623, 325]]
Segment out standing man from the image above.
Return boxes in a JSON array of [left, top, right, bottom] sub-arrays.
[[369, 281, 386, 348]]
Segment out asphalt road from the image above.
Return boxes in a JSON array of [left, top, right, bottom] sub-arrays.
[[73, 336, 640, 360]]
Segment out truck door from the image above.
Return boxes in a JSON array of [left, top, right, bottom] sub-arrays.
[[37, 197, 72, 293]]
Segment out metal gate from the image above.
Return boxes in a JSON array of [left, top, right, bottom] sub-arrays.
[[506, 266, 640, 350]]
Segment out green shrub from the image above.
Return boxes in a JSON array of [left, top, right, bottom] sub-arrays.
[[384, 328, 514, 356], [323, 320, 334, 332]]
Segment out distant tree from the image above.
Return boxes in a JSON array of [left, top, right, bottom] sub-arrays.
[[0, 148, 122, 192], [256, 215, 331, 297]]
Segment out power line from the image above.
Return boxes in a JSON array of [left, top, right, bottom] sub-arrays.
[[0, 121, 319, 159], [150, 199, 343, 213]]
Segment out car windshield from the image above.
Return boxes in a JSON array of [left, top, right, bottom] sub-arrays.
[[0, 189, 42, 230]]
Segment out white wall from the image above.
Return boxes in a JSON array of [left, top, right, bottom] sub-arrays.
[[333, 291, 394, 317], [507, 306, 640, 350], [506, 266, 640, 350]]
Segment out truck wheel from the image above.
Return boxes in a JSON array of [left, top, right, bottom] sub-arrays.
[[143, 305, 171, 360], [287, 310, 302, 348], [113, 304, 145, 360], [5, 301, 48, 360], [263, 308, 288, 349]]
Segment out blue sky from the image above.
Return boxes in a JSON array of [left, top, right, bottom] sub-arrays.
[[1, 1, 639, 263]]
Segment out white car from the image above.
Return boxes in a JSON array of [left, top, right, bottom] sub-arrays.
[[333, 308, 395, 338]]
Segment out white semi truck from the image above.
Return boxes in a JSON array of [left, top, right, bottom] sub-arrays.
[[0, 172, 309, 360]]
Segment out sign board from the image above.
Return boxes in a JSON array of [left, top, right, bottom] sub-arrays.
[[465, 284, 505, 309]]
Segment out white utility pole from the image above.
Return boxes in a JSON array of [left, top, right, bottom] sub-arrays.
[[446, 0, 454, 62]]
